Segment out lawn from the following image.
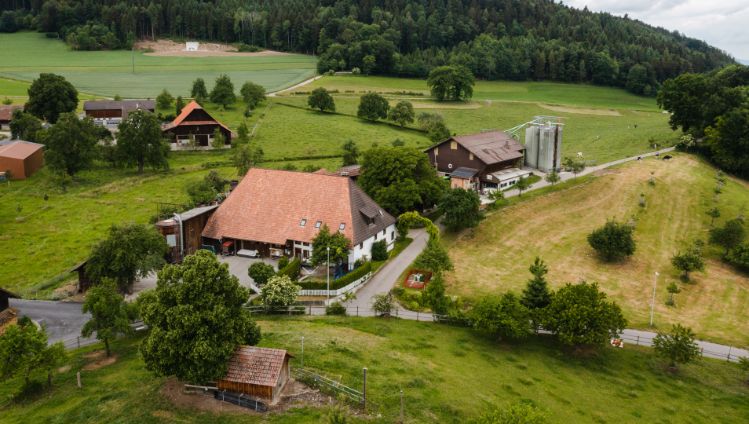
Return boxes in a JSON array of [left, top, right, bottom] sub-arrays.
[[0, 32, 317, 98], [0, 151, 342, 297], [1, 318, 748, 423], [444, 154, 749, 346]]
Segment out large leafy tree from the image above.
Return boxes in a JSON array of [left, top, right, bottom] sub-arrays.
[[587, 220, 636, 262], [705, 106, 749, 177], [9, 110, 42, 142], [359, 147, 447, 215], [413, 240, 453, 274], [116, 109, 169, 173], [81, 279, 133, 357], [311, 224, 350, 266], [653, 324, 701, 370], [671, 246, 705, 282], [357, 93, 389, 121], [42, 113, 100, 177], [709, 218, 745, 255], [308, 87, 335, 112], [86, 223, 169, 293], [240, 81, 266, 109], [156, 89, 174, 110], [440, 188, 481, 231], [471, 292, 531, 340], [139, 250, 260, 383], [542, 282, 627, 348], [209, 74, 236, 108], [0, 321, 66, 388], [427, 65, 475, 101], [26, 73, 78, 123], [248, 262, 275, 285], [388, 101, 415, 127]]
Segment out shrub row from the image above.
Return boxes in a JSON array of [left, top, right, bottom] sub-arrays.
[[277, 257, 301, 281], [298, 261, 372, 290]]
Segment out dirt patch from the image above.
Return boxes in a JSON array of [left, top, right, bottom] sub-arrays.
[[82, 350, 118, 371], [135, 39, 289, 57], [160, 377, 332, 415], [54, 281, 83, 301], [539, 103, 621, 116]]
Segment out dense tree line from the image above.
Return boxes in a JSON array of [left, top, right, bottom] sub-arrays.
[[0, 0, 734, 95], [658, 64, 749, 177]]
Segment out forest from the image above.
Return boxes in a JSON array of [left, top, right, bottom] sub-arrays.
[[0, 0, 735, 95]]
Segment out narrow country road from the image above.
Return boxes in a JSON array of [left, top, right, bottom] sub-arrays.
[[348, 228, 429, 310], [9, 299, 93, 347]]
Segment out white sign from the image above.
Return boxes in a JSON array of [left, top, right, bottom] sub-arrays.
[[166, 234, 177, 247]]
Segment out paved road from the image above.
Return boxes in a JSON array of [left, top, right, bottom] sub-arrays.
[[347, 228, 429, 310], [621, 329, 748, 362], [9, 299, 92, 346]]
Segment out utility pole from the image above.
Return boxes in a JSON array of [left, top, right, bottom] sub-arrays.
[[650, 271, 659, 327], [301, 336, 304, 368], [131, 47, 135, 74], [326, 246, 330, 305], [362, 367, 367, 411]]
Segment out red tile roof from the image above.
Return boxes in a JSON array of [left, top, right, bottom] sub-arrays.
[[0, 141, 43, 160], [222, 346, 291, 387], [202, 168, 395, 245]]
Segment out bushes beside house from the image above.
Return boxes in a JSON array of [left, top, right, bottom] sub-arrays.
[[297, 261, 372, 291], [277, 257, 301, 281]]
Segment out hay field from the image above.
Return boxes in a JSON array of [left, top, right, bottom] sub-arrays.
[[445, 155, 749, 346]]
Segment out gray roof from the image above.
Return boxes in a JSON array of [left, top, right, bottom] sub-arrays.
[[349, 181, 396, 245], [83, 100, 155, 111], [450, 131, 524, 165], [179, 204, 218, 221], [451, 167, 478, 179]]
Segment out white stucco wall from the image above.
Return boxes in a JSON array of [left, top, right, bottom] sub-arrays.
[[347, 224, 397, 267]]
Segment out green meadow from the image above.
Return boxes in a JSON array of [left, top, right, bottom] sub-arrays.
[[1, 318, 747, 423], [0, 32, 316, 97]]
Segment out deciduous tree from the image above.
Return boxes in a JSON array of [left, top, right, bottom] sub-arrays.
[[260, 275, 300, 307], [587, 220, 636, 262], [388, 100, 415, 127], [357, 93, 389, 121], [116, 109, 169, 173], [545, 170, 560, 186], [248, 262, 275, 285], [653, 324, 700, 370], [240, 81, 266, 109], [210, 74, 236, 108], [43, 113, 99, 177], [26, 73, 78, 123], [542, 282, 627, 348], [341, 140, 359, 166], [427, 65, 475, 101], [156, 89, 174, 110], [311, 224, 350, 266], [9, 110, 42, 142], [471, 292, 531, 340], [671, 247, 704, 282], [709, 218, 745, 255], [86, 223, 168, 293], [81, 279, 133, 357], [440, 188, 481, 231], [307, 87, 335, 112], [139, 251, 260, 383]]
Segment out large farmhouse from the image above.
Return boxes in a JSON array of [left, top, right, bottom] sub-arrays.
[[425, 131, 529, 192], [162, 100, 233, 148], [202, 168, 396, 269]]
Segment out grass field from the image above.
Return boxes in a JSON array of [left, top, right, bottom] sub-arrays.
[[1, 317, 747, 423], [0, 32, 317, 97], [444, 154, 749, 346], [0, 152, 342, 297]]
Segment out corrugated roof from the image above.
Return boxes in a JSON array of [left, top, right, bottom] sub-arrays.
[[221, 346, 291, 387], [451, 167, 479, 179], [202, 168, 395, 245], [452, 131, 524, 164], [0, 141, 43, 160], [179, 204, 218, 221]]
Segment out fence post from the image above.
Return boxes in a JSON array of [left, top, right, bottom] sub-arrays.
[[356, 306, 359, 317], [728, 346, 732, 362], [309, 304, 312, 315], [362, 367, 367, 411], [416, 311, 419, 321], [76, 371, 81, 388], [77, 336, 80, 349], [636, 335, 639, 346], [301, 336, 305, 368]]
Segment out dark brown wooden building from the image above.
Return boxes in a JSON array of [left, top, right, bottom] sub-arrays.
[[0, 288, 19, 312], [425, 131, 525, 192], [217, 346, 292, 404], [83, 100, 155, 120], [162, 101, 233, 147], [156, 205, 218, 262]]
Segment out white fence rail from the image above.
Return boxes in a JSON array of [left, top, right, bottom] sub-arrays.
[[298, 272, 372, 297]]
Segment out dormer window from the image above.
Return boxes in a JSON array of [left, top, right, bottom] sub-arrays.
[[339, 223, 345, 231], [300, 219, 307, 227], [315, 221, 322, 229]]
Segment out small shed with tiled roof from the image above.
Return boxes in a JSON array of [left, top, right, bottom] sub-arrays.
[[217, 346, 293, 403], [162, 100, 233, 148]]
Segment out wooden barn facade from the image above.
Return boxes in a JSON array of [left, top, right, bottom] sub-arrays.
[[425, 131, 525, 192], [155, 205, 218, 263], [217, 346, 292, 404], [83, 100, 155, 120], [162, 101, 233, 148]]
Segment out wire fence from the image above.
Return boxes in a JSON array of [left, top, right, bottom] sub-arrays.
[[245, 305, 748, 363], [56, 321, 147, 351], [294, 367, 364, 404]]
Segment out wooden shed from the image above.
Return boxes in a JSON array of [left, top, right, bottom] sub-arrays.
[[155, 204, 218, 263], [0, 287, 19, 312], [0, 140, 44, 180], [217, 346, 293, 404]]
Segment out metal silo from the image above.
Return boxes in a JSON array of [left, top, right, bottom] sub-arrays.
[[524, 126, 539, 169]]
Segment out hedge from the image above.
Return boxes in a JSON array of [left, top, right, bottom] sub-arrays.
[[298, 262, 372, 290], [278, 257, 301, 281]]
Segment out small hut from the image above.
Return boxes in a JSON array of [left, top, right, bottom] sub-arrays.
[[217, 346, 293, 404], [0, 287, 19, 312]]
